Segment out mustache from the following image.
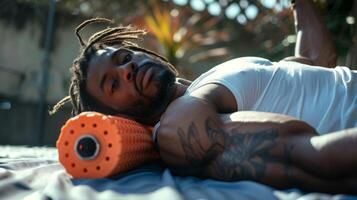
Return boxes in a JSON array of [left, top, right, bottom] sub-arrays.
[[133, 62, 150, 95], [123, 66, 176, 125], [133, 61, 170, 95], [134, 60, 168, 76]]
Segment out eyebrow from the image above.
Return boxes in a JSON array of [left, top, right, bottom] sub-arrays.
[[110, 47, 124, 61], [109, 49, 118, 62]]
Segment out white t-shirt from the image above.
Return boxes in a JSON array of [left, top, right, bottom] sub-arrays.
[[185, 57, 357, 134]]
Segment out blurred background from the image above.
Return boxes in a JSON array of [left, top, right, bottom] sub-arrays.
[[0, 0, 355, 146]]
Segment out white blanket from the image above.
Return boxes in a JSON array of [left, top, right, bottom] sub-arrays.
[[0, 145, 355, 200]]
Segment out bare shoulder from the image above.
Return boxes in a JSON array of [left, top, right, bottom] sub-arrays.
[[157, 95, 219, 166], [158, 95, 217, 144], [161, 95, 214, 124], [159, 83, 232, 129]]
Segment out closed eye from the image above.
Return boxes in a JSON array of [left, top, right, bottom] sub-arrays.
[[110, 78, 119, 93]]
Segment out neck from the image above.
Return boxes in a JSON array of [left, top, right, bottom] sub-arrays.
[[146, 78, 190, 126]]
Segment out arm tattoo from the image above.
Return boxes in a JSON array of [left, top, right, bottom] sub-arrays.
[[176, 117, 293, 181], [176, 124, 225, 176]]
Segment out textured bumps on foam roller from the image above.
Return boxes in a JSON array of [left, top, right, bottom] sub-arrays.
[[57, 111, 160, 178]]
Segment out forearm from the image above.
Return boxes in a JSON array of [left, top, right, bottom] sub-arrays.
[[159, 107, 313, 182], [203, 112, 317, 184], [201, 114, 357, 193], [310, 128, 357, 177]]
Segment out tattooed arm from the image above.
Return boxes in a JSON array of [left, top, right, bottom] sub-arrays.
[[157, 95, 357, 193]]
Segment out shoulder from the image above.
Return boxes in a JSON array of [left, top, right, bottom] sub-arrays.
[[204, 57, 274, 75], [160, 82, 237, 126], [159, 94, 215, 130], [191, 57, 274, 86], [156, 95, 219, 165], [155, 97, 200, 167]]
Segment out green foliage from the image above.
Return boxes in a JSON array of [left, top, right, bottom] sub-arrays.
[[2, 0, 354, 67], [132, 2, 232, 78]]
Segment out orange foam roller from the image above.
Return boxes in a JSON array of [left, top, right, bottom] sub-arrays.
[[57, 111, 160, 178]]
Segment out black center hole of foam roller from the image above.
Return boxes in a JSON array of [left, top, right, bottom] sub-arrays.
[[76, 137, 97, 159]]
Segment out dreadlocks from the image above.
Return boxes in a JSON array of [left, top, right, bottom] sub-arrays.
[[50, 18, 178, 116]]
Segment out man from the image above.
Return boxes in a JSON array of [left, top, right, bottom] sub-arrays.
[[52, 0, 357, 193]]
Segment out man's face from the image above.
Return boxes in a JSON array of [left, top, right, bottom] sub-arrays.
[[86, 46, 176, 125]]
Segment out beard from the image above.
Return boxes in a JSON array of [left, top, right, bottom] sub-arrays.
[[121, 65, 176, 125]]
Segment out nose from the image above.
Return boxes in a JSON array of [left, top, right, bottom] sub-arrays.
[[122, 62, 136, 82], [109, 51, 150, 83], [131, 51, 151, 67]]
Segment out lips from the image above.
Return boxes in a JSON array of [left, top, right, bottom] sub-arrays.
[[135, 63, 152, 92], [142, 68, 154, 89]]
